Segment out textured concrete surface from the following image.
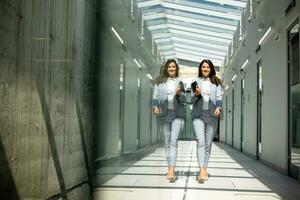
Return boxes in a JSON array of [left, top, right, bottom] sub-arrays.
[[0, 0, 96, 199]]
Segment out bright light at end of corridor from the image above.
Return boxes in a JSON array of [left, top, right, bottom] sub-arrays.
[[111, 26, 124, 45]]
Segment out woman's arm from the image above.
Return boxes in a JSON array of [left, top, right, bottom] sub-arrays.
[[152, 84, 160, 115], [152, 84, 159, 108]]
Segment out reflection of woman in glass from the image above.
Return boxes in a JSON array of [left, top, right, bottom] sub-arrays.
[[191, 59, 222, 183], [152, 59, 185, 182]]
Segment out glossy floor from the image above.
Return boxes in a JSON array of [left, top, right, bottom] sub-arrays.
[[94, 141, 300, 200]]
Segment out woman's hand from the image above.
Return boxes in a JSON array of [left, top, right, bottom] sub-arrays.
[[176, 86, 181, 96], [153, 107, 160, 115], [195, 86, 201, 96], [214, 108, 221, 117]]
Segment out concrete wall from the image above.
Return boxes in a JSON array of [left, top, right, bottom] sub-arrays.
[[0, 0, 96, 199], [94, 0, 160, 159], [221, 0, 300, 172]]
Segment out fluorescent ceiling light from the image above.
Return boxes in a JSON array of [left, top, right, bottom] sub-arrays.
[[146, 73, 153, 80], [231, 74, 237, 82], [225, 85, 229, 90], [111, 26, 124, 45], [134, 58, 142, 69], [259, 27, 273, 45], [241, 59, 249, 70]]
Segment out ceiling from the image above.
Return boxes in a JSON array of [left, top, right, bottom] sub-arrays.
[[137, 0, 248, 69]]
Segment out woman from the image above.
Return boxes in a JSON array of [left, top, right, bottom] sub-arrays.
[[152, 59, 185, 182], [191, 59, 222, 183]]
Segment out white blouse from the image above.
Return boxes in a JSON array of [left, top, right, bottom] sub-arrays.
[[167, 78, 177, 109], [201, 78, 211, 110]]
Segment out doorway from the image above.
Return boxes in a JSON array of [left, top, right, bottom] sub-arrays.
[[288, 19, 300, 179], [232, 87, 235, 147], [241, 78, 245, 152], [257, 59, 263, 160], [137, 77, 141, 149], [119, 63, 125, 153], [225, 95, 228, 144]]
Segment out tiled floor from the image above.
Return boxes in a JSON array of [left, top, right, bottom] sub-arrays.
[[94, 141, 300, 200]]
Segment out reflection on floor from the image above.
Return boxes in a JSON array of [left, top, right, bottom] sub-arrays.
[[94, 141, 300, 200]]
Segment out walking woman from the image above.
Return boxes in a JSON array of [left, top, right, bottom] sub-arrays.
[[152, 59, 185, 182], [191, 59, 222, 183]]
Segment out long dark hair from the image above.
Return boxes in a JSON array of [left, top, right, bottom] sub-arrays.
[[154, 59, 179, 84], [198, 59, 221, 86]]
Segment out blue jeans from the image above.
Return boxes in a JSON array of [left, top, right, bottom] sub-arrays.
[[158, 110, 184, 166], [193, 114, 218, 168]]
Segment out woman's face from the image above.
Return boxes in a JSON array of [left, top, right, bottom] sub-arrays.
[[167, 62, 177, 78], [201, 62, 211, 78]]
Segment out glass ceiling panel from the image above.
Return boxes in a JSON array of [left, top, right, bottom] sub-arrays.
[[137, 0, 247, 66], [151, 27, 232, 40], [177, 53, 223, 66], [193, 0, 247, 8], [152, 29, 232, 44], [148, 19, 235, 35], [162, 8, 239, 25], [177, 50, 225, 59], [143, 13, 237, 30]]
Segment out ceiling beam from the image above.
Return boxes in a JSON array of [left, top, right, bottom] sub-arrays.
[[138, 0, 241, 20], [148, 23, 233, 39], [143, 13, 237, 31], [152, 30, 231, 44], [200, 0, 247, 8], [175, 49, 224, 60], [176, 53, 223, 66]]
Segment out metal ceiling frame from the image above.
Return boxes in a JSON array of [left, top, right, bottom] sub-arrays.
[[137, 0, 247, 66]]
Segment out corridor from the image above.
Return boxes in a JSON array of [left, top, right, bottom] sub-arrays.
[[1, 0, 300, 199], [94, 141, 300, 200]]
